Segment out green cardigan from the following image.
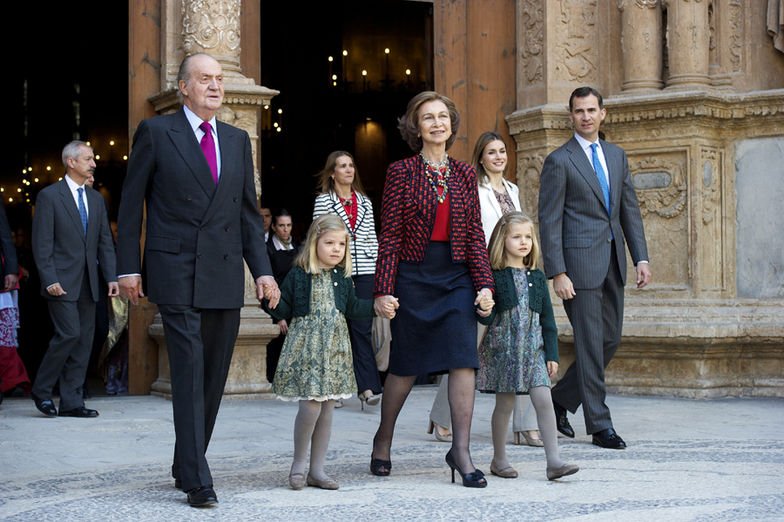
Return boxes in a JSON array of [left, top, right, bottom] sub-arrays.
[[263, 265, 374, 322], [478, 267, 559, 363]]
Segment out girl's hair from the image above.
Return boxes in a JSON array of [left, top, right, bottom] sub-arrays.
[[296, 214, 352, 276], [397, 91, 461, 152], [471, 131, 506, 186], [316, 150, 366, 195], [487, 211, 541, 270]]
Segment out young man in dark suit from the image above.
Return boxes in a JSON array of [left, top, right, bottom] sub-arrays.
[[31, 141, 119, 418], [538, 86, 651, 450], [117, 53, 279, 508]]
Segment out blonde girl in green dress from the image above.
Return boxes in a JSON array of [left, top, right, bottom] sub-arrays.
[[264, 214, 398, 491], [477, 212, 579, 481]]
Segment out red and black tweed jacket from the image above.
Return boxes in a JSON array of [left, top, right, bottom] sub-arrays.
[[374, 154, 494, 296]]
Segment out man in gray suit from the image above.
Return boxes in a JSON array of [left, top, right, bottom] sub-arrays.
[[538, 86, 651, 450], [117, 53, 279, 508], [31, 141, 119, 418]]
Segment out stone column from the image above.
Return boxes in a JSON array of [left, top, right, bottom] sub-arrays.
[[149, 0, 281, 397], [663, 0, 711, 89], [618, 0, 664, 92]]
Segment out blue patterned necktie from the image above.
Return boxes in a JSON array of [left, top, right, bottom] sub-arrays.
[[77, 187, 88, 234], [590, 143, 610, 213]]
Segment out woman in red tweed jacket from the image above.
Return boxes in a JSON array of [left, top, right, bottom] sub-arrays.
[[370, 91, 495, 488]]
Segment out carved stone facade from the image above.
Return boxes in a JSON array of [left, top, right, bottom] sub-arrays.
[[509, 0, 784, 397]]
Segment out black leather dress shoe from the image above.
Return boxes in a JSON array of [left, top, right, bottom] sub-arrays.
[[187, 486, 218, 507], [31, 393, 58, 417], [59, 406, 99, 418], [592, 428, 627, 449], [553, 402, 575, 438], [174, 478, 182, 490]]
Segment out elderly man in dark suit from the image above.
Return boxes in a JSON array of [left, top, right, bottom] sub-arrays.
[[117, 52, 279, 508], [538, 86, 651, 450], [31, 141, 119, 419]]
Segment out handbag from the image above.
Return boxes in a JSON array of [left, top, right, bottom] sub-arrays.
[[371, 316, 391, 372]]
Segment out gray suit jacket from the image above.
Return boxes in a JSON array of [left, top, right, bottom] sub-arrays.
[[32, 179, 116, 301], [538, 136, 648, 289], [116, 109, 271, 308]]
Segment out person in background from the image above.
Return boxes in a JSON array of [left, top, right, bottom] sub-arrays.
[[538, 86, 651, 450], [371, 91, 494, 488], [0, 200, 25, 403], [313, 151, 382, 409], [31, 140, 118, 419], [81, 173, 110, 399], [265, 208, 300, 383], [260, 207, 272, 242]]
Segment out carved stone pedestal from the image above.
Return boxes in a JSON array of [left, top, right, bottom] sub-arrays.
[[554, 300, 784, 398], [149, 302, 280, 399]]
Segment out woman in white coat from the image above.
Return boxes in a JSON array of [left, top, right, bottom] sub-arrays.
[[427, 132, 543, 447]]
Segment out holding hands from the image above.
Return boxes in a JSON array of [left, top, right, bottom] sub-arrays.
[[374, 295, 400, 320], [256, 275, 281, 308], [475, 288, 494, 318]]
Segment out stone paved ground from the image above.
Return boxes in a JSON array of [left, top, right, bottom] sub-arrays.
[[1, 388, 782, 521]]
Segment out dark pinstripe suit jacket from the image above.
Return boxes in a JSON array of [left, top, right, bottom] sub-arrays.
[[538, 137, 648, 289], [117, 109, 271, 309]]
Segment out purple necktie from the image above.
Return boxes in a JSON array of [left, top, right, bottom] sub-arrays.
[[199, 121, 218, 184]]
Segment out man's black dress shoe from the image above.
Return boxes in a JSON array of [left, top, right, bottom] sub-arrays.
[[59, 406, 99, 418], [31, 393, 58, 417], [174, 478, 182, 490], [553, 402, 575, 438], [187, 486, 218, 507], [592, 428, 627, 449]]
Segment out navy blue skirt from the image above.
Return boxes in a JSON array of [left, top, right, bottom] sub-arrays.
[[389, 242, 478, 376]]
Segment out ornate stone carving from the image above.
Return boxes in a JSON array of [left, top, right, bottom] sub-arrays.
[[520, 0, 544, 83], [517, 154, 544, 217], [630, 155, 687, 218], [182, 0, 243, 75], [728, 0, 743, 71], [700, 147, 720, 225], [554, 0, 597, 81]]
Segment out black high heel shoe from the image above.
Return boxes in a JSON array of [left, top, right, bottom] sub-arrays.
[[370, 455, 391, 476], [445, 450, 487, 488]]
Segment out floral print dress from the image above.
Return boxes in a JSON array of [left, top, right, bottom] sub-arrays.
[[272, 270, 356, 401], [477, 268, 550, 394]]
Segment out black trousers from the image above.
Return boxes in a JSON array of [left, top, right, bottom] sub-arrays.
[[348, 274, 382, 395], [158, 305, 240, 492]]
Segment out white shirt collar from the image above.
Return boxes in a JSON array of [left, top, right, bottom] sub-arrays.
[[64, 174, 86, 192], [574, 132, 600, 152], [183, 105, 217, 136]]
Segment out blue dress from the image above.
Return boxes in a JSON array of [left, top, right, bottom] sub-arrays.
[[476, 268, 550, 393]]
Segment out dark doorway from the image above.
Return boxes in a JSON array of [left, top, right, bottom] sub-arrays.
[[259, 0, 434, 237]]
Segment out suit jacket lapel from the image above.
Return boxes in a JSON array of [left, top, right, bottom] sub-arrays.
[[479, 180, 503, 220], [167, 109, 216, 198], [567, 137, 606, 212], [354, 192, 369, 233], [58, 181, 86, 242], [327, 191, 351, 229], [602, 140, 621, 211]]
